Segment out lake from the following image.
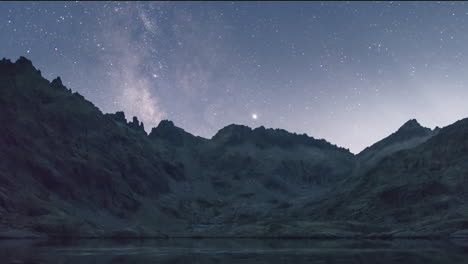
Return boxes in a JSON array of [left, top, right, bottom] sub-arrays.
[[1, 238, 467, 263]]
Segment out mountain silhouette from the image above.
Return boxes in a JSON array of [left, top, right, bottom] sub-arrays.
[[0, 57, 467, 239]]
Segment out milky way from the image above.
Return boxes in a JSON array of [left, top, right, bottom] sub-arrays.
[[2, 1, 468, 153]]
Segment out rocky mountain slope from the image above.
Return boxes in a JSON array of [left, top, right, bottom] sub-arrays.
[[311, 117, 468, 238], [357, 119, 438, 169], [0, 57, 355, 238], [0, 57, 466, 238]]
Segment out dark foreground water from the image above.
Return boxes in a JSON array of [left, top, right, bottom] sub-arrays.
[[1, 238, 468, 264]]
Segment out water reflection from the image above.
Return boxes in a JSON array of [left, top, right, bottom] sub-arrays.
[[1, 238, 467, 264]]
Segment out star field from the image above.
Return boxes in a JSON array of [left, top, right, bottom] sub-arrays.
[[2, 1, 468, 153]]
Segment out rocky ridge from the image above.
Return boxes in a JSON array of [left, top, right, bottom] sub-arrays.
[[0, 57, 466, 238]]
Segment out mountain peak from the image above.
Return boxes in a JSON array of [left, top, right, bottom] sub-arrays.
[[358, 118, 435, 160], [211, 124, 253, 145], [1, 56, 43, 77], [156, 120, 176, 129], [1, 56, 35, 75], [15, 56, 33, 67], [214, 124, 252, 134], [394, 119, 434, 138], [149, 120, 205, 147], [398, 119, 424, 132], [51, 77, 63, 87], [211, 123, 351, 154], [107, 111, 126, 123], [0, 57, 13, 65], [128, 116, 145, 133]]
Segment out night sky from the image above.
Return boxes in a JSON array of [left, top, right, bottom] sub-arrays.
[[2, 1, 468, 153]]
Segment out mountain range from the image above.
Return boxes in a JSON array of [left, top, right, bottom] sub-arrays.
[[0, 57, 467, 239]]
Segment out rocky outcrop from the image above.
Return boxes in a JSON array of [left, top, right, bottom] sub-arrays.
[[149, 120, 206, 147], [357, 119, 438, 169]]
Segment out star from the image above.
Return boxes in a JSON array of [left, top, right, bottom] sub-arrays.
[[252, 113, 258, 120]]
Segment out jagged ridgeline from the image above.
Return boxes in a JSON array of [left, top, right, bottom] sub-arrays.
[[0, 57, 467, 238]]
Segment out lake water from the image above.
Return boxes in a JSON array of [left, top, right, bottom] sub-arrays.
[[1, 238, 467, 264]]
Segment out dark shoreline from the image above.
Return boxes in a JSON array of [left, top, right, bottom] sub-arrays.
[[0, 235, 462, 240]]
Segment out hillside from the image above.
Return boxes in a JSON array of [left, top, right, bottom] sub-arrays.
[[0, 57, 357, 238], [1, 57, 467, 238]]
